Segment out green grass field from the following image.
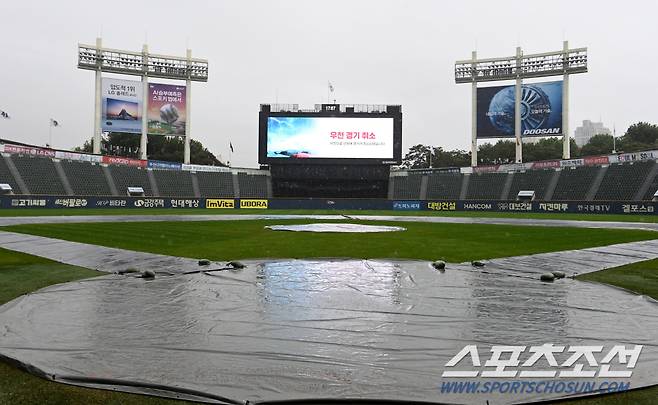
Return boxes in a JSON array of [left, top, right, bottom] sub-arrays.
[[4, 219, 658, 262], [0, 207, 657, 223], [1, 217, 657, 404]]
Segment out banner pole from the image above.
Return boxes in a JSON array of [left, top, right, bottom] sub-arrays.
[[184, 49, 192, 165], [93, 37, 102, 155], [471, 51, 477, 167], [515, 46, 523, 163], [140, 44, 149, 160], [562, 40, 571, 159]]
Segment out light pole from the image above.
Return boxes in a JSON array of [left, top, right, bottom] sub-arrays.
[[612, 124, 617, 154]]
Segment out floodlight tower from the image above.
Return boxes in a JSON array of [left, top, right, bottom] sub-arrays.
[[77, 38, 208, 163], [455, 41, 587, 166]]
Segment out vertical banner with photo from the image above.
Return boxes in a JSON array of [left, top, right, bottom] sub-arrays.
[[101, 78, 143, 133], [147, 83, 187, 136], [476, 81, 563, 138]]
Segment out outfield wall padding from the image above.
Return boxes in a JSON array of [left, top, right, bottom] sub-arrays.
[[0, 195, 656, 215]]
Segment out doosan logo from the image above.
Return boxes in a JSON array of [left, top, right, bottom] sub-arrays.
[[523, 128, 560, 135]]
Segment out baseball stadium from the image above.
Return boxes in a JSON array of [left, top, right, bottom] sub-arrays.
[[2, 2, 658, 405]]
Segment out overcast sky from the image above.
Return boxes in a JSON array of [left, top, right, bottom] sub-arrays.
[[1, 0, 657, 167]]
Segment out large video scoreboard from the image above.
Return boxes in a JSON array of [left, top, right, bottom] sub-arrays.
[[259, 104, 402, 165]]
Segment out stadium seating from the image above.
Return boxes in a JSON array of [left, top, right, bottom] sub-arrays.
[[196, 171, 234, 197], [60, 160, 112, 196], [643, 171, 658, 200], [237, 173, 268, 198], [507, 170, 554, 200], [11, 155, 66, 195], [551, 166, 600, 201], [108, 165, 154, 196], [426, 173, 462, 199], [594, 161, 656, 201], [0, 156, 20, 192], [392, 174, 422, 199], [2, 148, 657, 202], [465, 173, 507, 200], [152, 170, 195, 197]]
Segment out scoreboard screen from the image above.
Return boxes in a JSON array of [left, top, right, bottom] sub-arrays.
[[259, 105, 402, 165]]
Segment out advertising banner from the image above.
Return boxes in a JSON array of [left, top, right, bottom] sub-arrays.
[[266, 117, 394, 159], [101, 156, 147, 167], [148, 83, 187, 136], [3, 144, 55, 157], [531, 160, 561, 169], [55, 151, 102, 163], [181, 164, 230, 172], [392, 201, 422, 211], [584, 156, 609, 166], [101, 78, 143, 134], [614, 150, 658, 163], [0, 196, 656, 215], [477, 81, 563, 138], [148, 160, 182, 170], [472, 165, 500, 173]]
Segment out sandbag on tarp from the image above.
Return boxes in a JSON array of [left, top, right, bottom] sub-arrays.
[[1, 259, 657, 404], [265, 223, 405, 233]]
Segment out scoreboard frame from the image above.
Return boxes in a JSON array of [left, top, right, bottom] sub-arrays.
[[258, 104, 402, 166]]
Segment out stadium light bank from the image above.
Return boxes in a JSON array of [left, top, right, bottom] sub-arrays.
[[77, 38, 209, 163], [455, 41, 587, 166]]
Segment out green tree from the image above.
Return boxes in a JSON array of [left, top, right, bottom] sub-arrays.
[[523, 138, 563, 161], [76, 133, 225, 166], [580, 134, 614, 156], [432, 147, 470, 167], [401, 144, 432, 168], [477, 140, 515, 164], [623, 122, 658, 146]]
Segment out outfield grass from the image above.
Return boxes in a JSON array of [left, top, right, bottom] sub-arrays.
[[4, 219, 658, 262], [1, 220, 657, 404], [0, 207, 656, 223]]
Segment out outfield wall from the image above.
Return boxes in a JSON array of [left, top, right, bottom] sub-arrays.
[[0, 196, 655, 215]]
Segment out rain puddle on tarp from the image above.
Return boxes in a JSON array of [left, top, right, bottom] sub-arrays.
[[1, 259, 657, 404]]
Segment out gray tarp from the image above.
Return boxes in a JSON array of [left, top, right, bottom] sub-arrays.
[[1, 259, 658, 404], [265, 223, 405, 233]]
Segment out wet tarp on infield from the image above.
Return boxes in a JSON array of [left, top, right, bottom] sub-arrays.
[[1, 259, 658, 405], [265, 223, 406, 233]]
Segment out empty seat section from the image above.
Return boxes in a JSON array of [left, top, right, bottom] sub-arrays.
[[153, 170, 195, 197], [551, 166, 600, 201], [196, 171, 234, 197], [392, 175, 422, 199], [237, 173, 268, 198], [595, 161, 655, 201], [109, 165, 153, 196], [11, 155, 66, 195], [507, 170, 554, 200], [643, 170, 658, 200], [465, 173, 506, 200], [426, 173, 462, 199], [60, 160, 111, 196], [0, 156, 20, 192]]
